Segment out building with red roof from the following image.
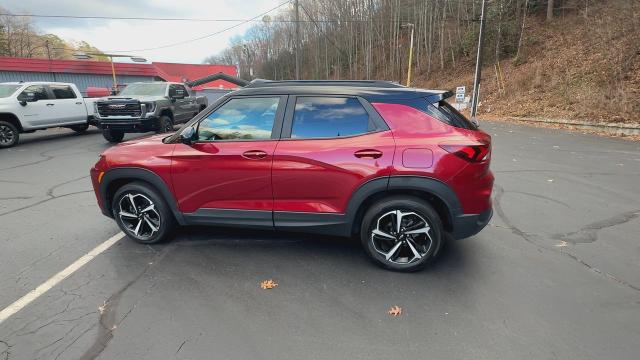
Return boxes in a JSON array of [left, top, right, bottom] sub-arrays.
[[0, 56, 240, 95]]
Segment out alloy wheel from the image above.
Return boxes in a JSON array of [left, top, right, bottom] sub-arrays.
[[0, 125, 15, 145], [370, 210, 433, 265], [118, 193, 161, 240]]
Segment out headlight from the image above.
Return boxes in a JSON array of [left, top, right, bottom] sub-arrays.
[[142, 102, 156, 113]]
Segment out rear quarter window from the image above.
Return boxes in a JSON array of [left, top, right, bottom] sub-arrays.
[[392, 98, 477, 130]]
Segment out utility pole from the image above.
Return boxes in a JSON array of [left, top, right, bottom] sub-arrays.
[[470, 0, 487, 120], [294, 0, 300, 80], [403, 23, 415, 87]]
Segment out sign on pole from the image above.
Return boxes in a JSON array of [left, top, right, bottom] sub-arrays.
[[455, 86, 465, 103]]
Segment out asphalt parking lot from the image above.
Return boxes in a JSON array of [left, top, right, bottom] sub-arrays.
[[1, 122, 639, 360]]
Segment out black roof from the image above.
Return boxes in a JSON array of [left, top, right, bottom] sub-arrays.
[[231, 80, 452, 102], [245, 79, 404, 88]]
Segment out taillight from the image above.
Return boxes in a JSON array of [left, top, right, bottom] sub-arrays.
[[440, 143, 490, 162]]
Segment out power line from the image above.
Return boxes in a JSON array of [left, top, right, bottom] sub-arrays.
[[298, 2, 345, 58], [97, 0, 292, 53]]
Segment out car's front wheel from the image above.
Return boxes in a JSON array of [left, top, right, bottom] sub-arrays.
[[0, 120, 19, 149], [112, 182, 175, 244], [360, 196, 443, 272]]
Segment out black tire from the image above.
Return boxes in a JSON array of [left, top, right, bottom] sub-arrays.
[[112, 182, 176, 244], [0, 120, 19, 149], [360, 196, 443, 272], [70, 123, 89, 133], [103, 129, 125, 143], [156, 115, 173, 133]]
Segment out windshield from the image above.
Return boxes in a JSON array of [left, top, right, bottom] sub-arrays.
[[0, 84, 21, 98], [119, 83, 167, 96]]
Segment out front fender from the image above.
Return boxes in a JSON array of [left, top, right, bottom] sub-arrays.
[[99, 167, 186, 225]]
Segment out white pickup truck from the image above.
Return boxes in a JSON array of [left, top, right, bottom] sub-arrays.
[[0, 82, 98, 148]]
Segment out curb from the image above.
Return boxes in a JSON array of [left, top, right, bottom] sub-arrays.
[[489, 117, 640, 136]]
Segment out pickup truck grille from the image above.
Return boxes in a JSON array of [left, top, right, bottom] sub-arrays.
[[97, 102, 142, 117]]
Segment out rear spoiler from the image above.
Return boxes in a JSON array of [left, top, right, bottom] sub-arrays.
[[424, 90, 454, 104]]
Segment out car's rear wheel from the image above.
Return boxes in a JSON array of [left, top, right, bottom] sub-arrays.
[[360, 196, 443, 272], [112, 182, 175, 244], [0, 121, 19, 149], [70, 123, 89, 133], [103, 129, 125, 143], [156, 115, 173, 133]]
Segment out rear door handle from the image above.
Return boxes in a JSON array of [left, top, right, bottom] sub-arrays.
[[242, 150, 268, 160], [75, 102, 83, 105], [354, 149, 383, 159], [46, 103, 55, 107]]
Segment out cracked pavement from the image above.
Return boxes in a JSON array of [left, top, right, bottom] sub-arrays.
[[0, 123, 639, 359]]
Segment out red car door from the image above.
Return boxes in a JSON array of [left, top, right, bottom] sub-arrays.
[[171, 95, 286, 226], [272, 96, 395, 230]]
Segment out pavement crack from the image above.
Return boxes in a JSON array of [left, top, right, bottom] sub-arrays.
[[175, 340, 187, 356], [77, 244, 175, 360], [45, 175, 90, 198], [552, 210, 640, 244], [493, 183, 640, 294], [492, 184, 540, 244], [0, 190, 93, 217], [0, 340, 10, 360]]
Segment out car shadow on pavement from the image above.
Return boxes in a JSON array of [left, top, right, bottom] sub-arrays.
[[165, 225, 475, 276], [16, 128, 103, 146]]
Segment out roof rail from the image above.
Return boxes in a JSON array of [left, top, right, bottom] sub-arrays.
[[244, 79, 405, 89]]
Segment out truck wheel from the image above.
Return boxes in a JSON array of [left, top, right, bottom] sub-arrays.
[[70, 123, 89, 133], [156, 115, 173, 134], [0, 121, 19, 149], [103, 129, 125, 143]]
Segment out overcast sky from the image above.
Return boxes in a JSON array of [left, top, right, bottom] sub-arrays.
[[2, 0, 284, 64]]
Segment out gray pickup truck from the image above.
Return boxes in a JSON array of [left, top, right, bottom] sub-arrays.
[[94, 82, 208, 143]]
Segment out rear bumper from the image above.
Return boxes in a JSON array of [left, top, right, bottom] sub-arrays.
[[450, 207, 493, 240]]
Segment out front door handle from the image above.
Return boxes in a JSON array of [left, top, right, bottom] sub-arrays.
[[354, 149, 383, 159], [242, 150, 268, 160], [46, 103, 55, 107]]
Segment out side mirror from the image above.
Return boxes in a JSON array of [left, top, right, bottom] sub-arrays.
[[179, 127, 196, 145], [19, 92, 37, 106]]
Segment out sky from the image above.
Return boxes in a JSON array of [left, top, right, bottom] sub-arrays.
[[2, 0, 285, 64]]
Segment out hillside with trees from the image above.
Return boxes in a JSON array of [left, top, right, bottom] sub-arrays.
[[206, 0, 639, 123], [0, 7, 104, 60]]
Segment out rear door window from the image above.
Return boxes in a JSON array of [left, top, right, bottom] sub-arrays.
[[49, 84, 77, 99], [290, 97, 373, 138]]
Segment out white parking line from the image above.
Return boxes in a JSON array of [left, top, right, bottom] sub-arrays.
[[0, 232, 125, 324]]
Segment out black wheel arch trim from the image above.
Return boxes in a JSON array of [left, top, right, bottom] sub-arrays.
[[344, 175, 463, 236], [99, 167, 186, 225]]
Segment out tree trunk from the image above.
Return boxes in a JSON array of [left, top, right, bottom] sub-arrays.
[[547, 0, 554, 21]]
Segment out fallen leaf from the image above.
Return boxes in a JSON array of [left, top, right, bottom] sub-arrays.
[[260, 279, 278, 289], [554, 241, 569, 247], [388, 305, 402, 316], [98, 301, 107, 314]]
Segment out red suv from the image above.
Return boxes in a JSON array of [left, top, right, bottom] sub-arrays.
[[91, 80, 493, 271]]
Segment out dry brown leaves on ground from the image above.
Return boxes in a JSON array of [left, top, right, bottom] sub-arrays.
[[388, 306, 402, 317], [260, 279, 278, 289]]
